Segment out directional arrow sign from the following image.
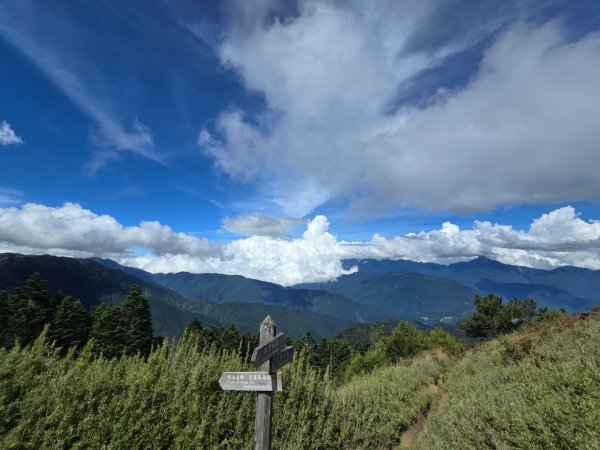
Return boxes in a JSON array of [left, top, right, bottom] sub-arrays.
[[271, 346, 294, 372], [219, 371, 283, 392], [251, 333, 285, 367]]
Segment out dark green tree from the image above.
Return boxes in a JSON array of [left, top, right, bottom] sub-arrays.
[[504, 298, 537, 324], [459, 294, 506, 338], [382, 321, 427, 363], [460, 294, 544, 338], [10, 274, 55, 346], [184, 317, 202, 336], [198, 326, 221, 349], [90, 304, 126, 358], [219, 325, 241, 352], [48, 295, 90, 354], [425, 327, 460, 354], [295, 331, 318, 365], [315, 338, 353, 373], [121, 285, 153, 357], [240, 332, 259, 362], [0, 290, 10, 347]]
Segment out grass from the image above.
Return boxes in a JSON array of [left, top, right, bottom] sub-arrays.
[[425, 312, 600, 450], [1, 313, 599, 449]]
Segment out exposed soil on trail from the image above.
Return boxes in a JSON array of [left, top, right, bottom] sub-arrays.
[[397, 377, 448, 449]]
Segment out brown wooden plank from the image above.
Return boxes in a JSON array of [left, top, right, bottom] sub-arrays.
[[251, 332, 285, 367], [270, 346, 294, 373]]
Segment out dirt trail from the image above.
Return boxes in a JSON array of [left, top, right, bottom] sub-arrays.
[[397, 377, 449, 449]]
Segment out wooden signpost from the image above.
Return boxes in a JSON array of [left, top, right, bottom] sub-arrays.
[[219, 316, 294, 450]]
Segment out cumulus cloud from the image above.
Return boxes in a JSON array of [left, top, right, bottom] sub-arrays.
[[0, 121, 22, 146], [1, 202, 600, 285], [200, 1, 600, 216], [119, 206, 600, 285], [222, 213, 305, 237], [0, 203, 213, 258], [128, 215, 355, 286]]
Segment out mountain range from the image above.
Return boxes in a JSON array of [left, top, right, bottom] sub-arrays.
[[1, 253, 598, 339], [339, 257, 599, 312]]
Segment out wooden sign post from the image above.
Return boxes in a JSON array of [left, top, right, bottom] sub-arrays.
[[219, 316, 294, 450], [255, 316, 276, 450]]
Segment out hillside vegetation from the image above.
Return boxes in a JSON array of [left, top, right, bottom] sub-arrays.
[[0, 254, 353, 339], [426, 312, 600, 449], [1, 308, 598, 449]]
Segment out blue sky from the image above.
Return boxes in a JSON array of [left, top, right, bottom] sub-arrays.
[[1, 0, 600, 285]]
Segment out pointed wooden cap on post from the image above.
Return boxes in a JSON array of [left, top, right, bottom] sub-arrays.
[[260, 316, 276, 345]]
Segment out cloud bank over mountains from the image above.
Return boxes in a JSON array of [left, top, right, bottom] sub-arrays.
[[201, 1, 600, 217], [1, 203, 599, 285]]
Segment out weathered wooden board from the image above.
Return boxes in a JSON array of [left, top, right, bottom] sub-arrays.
[[219, 371, 283, 392], [251, 332, 285, 367], [270, 346, 294, 372]]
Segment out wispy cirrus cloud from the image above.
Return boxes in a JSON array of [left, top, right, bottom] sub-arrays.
[[0, 187, 23, 206], [0, 121, 22, 146], [0, 1, 158, 173]]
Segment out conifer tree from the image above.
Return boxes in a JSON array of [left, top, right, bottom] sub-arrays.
[[48, 295, 91, 354], [295, 331, 318, 365], [10, 273, 55, 346], [121, 285, 153, 357], [0, 290, 10, 347], [184, 317, 202, 336], [90, 304, 126, 358], [219, 324, 240, 352], [460, 294, 543, 338]]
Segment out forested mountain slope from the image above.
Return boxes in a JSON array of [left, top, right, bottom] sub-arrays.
[[340, 256, 599, 312], [0, 253, 355, 338]]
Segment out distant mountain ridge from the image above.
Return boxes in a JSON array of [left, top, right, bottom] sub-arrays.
[[151, 271, 387, 323], [104, 255, 599, 329], [0, 253, 354, 339], [341, 257, 599, 312], [298, 271, 478, 324], [3, 253, 598, 338], [94, 258, 385, 325]]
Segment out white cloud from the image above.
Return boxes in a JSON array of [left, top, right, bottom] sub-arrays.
[[0, 203, 213, 258], [0, 121, 22, 146], [127, 215, 355, 286], [2, 202, 600, 285], [222, 213, 304, 237], [119, 206, 600, 285], [201, 1, 600, 216]]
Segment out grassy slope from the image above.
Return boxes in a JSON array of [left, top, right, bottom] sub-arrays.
[[1, 313, 598, 449], [423, 312, 600, 450]]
